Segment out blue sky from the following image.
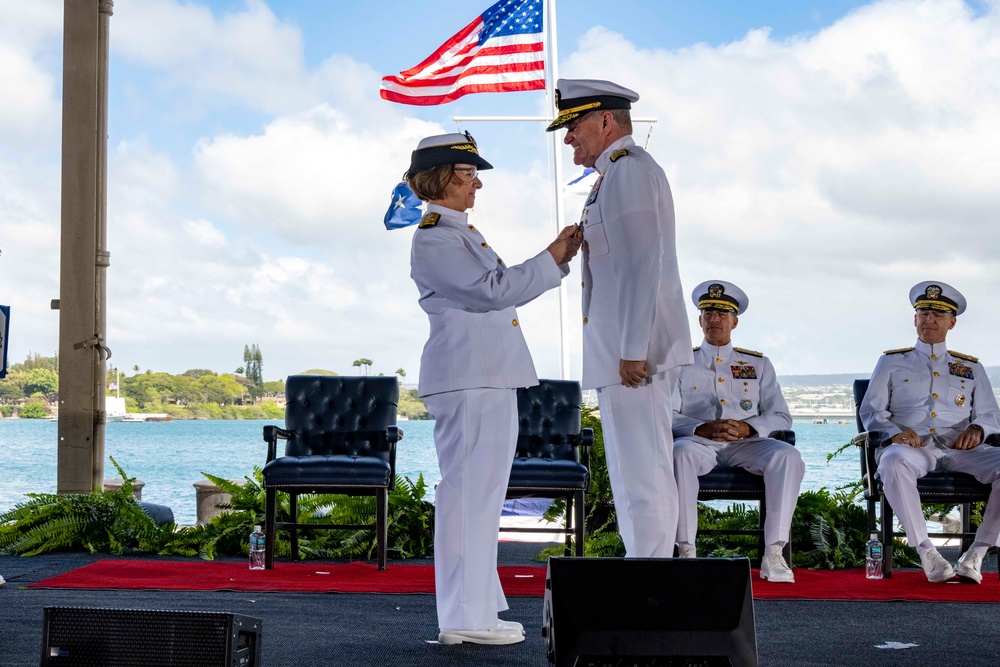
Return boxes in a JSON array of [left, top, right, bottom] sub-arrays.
[[2, 0, 1000, 384]]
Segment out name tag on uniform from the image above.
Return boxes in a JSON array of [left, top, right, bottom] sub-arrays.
[[731, 365, 757, 380], [949, 362, 974, 379]]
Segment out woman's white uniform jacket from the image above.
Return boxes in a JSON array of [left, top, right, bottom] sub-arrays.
[[411, 204, 567, 397], [579, 136, 692, 389]]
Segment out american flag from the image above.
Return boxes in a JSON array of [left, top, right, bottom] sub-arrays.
[[380, 0, 545, 106]]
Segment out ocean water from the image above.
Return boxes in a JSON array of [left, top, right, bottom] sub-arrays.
[[0, 419, 860, 525]]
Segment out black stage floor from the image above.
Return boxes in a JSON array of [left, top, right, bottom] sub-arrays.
[[2, 542, 999, 667]]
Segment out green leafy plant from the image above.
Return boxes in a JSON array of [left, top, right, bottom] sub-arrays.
[[1, 460, 435, 562], [189, 469, 436, 562], [539, 417, 922, 568], [0, 458, 193, 557]]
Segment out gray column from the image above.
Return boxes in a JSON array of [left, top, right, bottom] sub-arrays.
[[57, 0, 113, 493]]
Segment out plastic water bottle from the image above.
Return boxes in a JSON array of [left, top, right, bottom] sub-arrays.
[[865, 532, 883, 579], [249, 525, 265, 570]]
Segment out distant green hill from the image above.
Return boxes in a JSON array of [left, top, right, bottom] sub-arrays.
[[779, 366, 1000, 387]]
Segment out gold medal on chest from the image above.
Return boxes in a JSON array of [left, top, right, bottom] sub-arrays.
[[955, 394, 967, 407]]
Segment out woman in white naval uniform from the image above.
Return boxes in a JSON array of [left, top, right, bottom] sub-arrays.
[[405, 133, 582, 645]]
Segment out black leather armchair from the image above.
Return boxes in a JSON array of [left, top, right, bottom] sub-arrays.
[[262, 375, 401, 570], [502, 380, 592, 556], [695, 429, 796, 565], [853, 378, 998, 577]]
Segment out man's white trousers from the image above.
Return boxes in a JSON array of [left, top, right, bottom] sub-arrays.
[[877, 443, 1000, 547], [673, 436, 804, 547], [597, 373, 677, 558]]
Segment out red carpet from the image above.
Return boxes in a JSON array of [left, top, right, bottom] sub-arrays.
[[29, 560, 546, 596], [753, 567, 1000, 602], [28, 560, 1000, 602]]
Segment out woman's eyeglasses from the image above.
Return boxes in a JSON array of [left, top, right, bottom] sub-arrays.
[[453, 167, 479, 180]]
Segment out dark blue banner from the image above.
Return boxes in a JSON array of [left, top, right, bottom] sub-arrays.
[[0, 305, 8, 379]]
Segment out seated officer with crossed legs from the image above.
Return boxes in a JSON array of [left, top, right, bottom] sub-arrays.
[[672, 281, 804, 583], [860, 281, 1000, 583]]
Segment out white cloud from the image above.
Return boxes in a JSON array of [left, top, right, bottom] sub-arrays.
[[5, 0, 1000, 381], [0, 0, 61, 151], [558, 0, 1000, 373]]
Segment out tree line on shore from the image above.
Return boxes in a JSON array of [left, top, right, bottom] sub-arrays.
[[0, 352, 430, 420]]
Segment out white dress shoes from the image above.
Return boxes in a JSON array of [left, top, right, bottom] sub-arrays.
[[920, 548, 956, 583], [760, 552, 795, 583], [956, 550, 984, 584], [0, 574, 5, 587], [677, 545, 696, 559], [497, 620, 525, 635], [438, 626, 525, 645]]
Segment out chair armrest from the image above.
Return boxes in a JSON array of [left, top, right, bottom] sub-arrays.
[[853, 430, 886, 498], [985, 433, 1000, 447], [768, 430, 795, 446], [262, 424, 290, 463], [578, 427, 594, 473], [387, 426, 403, 443]]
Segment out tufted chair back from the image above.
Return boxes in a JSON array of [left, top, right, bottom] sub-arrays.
[[852, 379, 869, 433], [283, 375, 399, 460], [516, 379, 583, 461]]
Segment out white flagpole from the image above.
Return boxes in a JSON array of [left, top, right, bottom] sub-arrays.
[[546, 0, 571, 381]]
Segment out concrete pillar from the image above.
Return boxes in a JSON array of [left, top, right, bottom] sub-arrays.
[[102, 477, 144, 500], [194, 480, 240, 525], [57, 0, 113, 493]]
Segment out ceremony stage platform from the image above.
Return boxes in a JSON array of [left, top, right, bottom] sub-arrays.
[[2, 542, 999, 666]]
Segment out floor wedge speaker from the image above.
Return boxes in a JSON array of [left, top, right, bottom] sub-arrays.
[[40, 607, 262, 667], [543, 557, 757, 667]]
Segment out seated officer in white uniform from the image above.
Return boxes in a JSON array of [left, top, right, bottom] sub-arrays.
[[672, 281, 804, 583], [860, 281, 1000, 584]]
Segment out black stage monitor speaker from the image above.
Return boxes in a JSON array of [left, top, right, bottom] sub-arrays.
[[543, 557, 757, 667], [40, 607, 262, 667]]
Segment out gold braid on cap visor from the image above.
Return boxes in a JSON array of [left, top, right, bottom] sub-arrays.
[[698, 299, 738, 312], [914, 299, 957, 312], [554, 101, 603, 124]]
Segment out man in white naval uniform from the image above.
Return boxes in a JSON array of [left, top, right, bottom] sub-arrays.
[[407, 133, 582, 644], [860, 281, 1000, 584], [672, 281, 803, 583], [547, 79, 693, 557]]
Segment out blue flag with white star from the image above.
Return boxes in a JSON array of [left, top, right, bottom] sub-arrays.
[[384, 181, 425, 230], [0, 305, 9, 379]]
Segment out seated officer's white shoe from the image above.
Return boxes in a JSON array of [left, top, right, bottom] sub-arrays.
[[0, 574, 5, 587], [677, 545, 696, 559], [497, 619, 525, 635], [956, 550, 984, 584], [438, 627, 525, 645], [920, 548, 956, 583], [760, 552, 795, 583]]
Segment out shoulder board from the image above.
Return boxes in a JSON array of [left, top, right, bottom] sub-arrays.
[[882, 347, 914, 355], [609, 149, 629, 162], [417, 212, 440, 229], [949, 350, 979, 363], [692, 346, 700, 352], [733, 347, 763, 358]]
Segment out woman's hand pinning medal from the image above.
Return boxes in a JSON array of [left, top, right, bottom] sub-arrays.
[[547, 225, 584, 264]]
